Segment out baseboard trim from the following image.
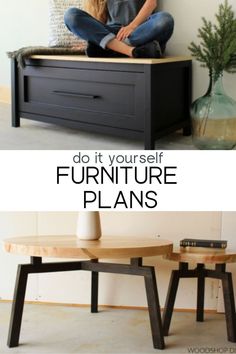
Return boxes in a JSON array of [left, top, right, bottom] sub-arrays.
[[0, 86, 10, 104], [0, 299, 219, 313]]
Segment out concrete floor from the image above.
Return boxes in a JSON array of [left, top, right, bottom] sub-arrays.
[[0, 302, 235, 354], [0, 103, 195, 150]]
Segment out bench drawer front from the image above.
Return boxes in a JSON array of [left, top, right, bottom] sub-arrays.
[[19, 66, 145, 131]]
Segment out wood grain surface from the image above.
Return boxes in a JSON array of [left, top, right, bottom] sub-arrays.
[[3, 236, 173, 260], [165, 248, 236, 264], [30, 55, 192, 65]]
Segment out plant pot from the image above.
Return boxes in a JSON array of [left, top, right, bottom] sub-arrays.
[[76, 211, 102, 240], [191, 72, 236, 149]]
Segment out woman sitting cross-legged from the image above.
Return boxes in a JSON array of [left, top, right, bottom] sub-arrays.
[[64, 0, 174, 58]]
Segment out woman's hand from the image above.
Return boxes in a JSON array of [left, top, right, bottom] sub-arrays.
[[116, 0, 157, 41], [116, 24, 137, 41]]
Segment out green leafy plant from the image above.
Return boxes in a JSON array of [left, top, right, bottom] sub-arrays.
[[189, 0, 236, 77]]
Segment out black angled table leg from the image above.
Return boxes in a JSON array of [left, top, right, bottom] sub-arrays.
[[163, 259, 236, 344], [162, 270, 180, 336], [7, 257, 165, 350], [196, 264, 205, 322], [91, 260, 99, 313], [221, 270, 236, 342], [144, 267, 165, 349], [7, 264, 29, 348]]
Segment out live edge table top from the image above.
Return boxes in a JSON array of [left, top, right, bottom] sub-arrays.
[[30, 54, 192, 65], [3, 236, 173, 260], [165, 248, 236, 264]]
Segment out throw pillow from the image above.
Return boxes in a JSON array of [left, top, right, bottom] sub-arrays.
[[49, 0, 86, 47]]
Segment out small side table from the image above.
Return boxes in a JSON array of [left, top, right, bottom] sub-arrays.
[[163, 249, 236, 343], [4, 235, 173, 350]]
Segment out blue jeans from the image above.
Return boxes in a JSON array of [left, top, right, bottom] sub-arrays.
[[64, 8, 174, 51]]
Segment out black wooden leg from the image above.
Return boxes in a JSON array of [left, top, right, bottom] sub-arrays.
[[144, 66, 155, 151], [183, 63, 192, 137], [7, 265, 28, 347], [7, 259, 164, 350], [11, 109, 20, 127], [91, 271, 99, 313], [162, 270, 180, 336], [183, 125, 191, 136], [11, 58, 20, 127], [162, 261, 236, 344], [222, 272, 236, 342], [144, 136, 155, 150], [196, 264, 205, 322], [144, 267, 165, 349], [91, 259, 99, 313]]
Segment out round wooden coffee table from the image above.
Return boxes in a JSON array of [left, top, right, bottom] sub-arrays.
[[4, 235, 173, 350], [162, 248, 236, 343]]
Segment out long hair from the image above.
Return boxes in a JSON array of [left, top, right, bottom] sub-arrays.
[[83, 0, 108, 23]]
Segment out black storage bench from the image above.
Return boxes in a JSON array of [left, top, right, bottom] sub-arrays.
[[11, 55, 192, 150]]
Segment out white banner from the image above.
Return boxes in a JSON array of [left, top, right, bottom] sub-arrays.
[[0, 150, 235, 211]]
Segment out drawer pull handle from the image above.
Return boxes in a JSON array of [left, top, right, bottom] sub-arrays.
[[53, 90, 100, 99]]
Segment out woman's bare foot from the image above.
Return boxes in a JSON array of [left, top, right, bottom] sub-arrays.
[[106, 38, 134, 57], [106, 38, 162, 58]]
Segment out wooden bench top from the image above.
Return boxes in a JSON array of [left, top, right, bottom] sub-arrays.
[[30, 55, 192, 65]]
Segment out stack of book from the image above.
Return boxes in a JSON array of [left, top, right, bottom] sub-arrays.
[[180, 238, 228, 253]]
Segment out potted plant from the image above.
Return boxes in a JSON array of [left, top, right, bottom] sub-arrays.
[[189, 0, 236, 149]]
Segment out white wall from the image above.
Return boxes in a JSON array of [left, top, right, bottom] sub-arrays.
[[0, 0, 236, 100], [159, 0, 236, 100], [0, 0, 49, 87], [217, 212, 236, 312], [1, 211, 233, 311]]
